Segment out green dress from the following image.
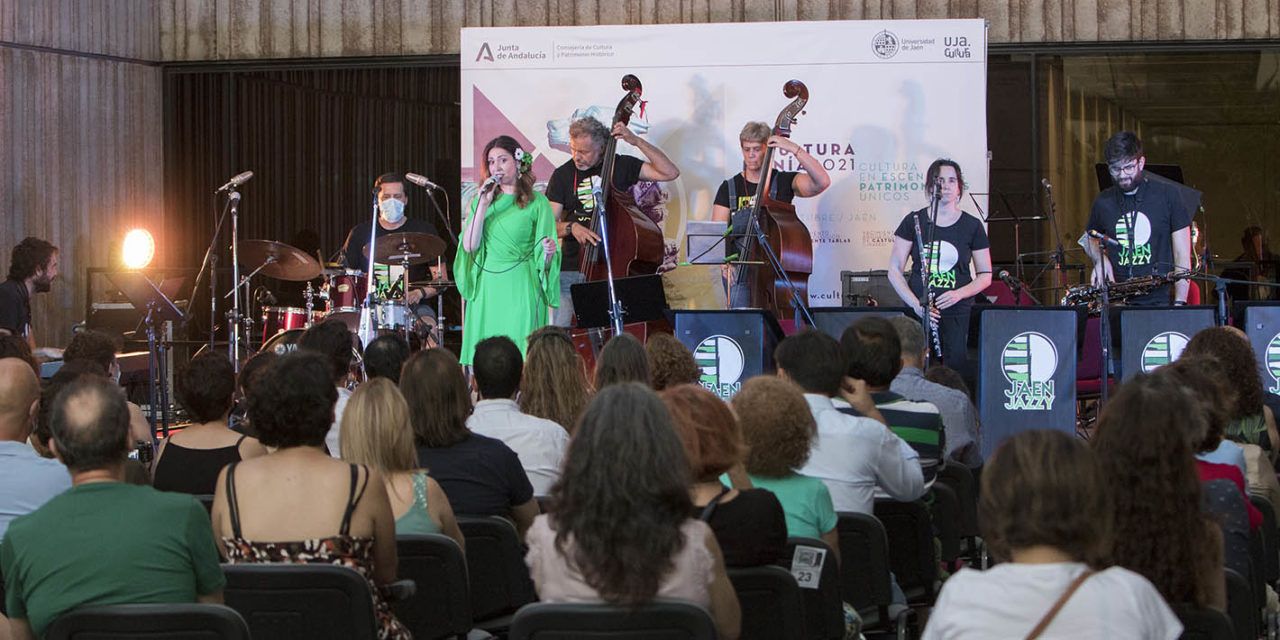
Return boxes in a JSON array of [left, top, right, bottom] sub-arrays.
[[455, 191, 560, 365]]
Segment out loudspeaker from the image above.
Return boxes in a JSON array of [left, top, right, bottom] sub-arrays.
[[840, 270, 905, 307]]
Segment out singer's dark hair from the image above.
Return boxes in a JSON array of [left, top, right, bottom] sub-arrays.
[[1104, 132, 1143, 164], [925, 159, 965, 196], [481, 135, 535, 208], [374, 173, 406, 195], [8, 237, 58, 282]]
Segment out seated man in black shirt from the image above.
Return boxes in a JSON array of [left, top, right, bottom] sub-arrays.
[[545, 117, 680, 326], [711, 121, 831, 308], [0, 237, 60, 357]]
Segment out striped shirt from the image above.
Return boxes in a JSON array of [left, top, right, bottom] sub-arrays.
[[842, 391, 945, 485]]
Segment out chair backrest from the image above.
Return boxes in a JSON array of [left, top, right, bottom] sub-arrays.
[[1224, 567, 1259, 640], [221, 563, 379, 640], [509, 601, 717, 640], [835, 512, 893, 612], [1172, 604, 1236, 640], [45, 603, 250, 640], [1247, 527, 1266, 612], [1248, 493, 1279, 586], [873, 499, 938, 605], [928, 484, 963, 563], [781, 537, 844, 640], [727, 565, 806, 640], [457, 515, 537, 621], [395, 534, 472, 640], [936, 460, 979, 538]]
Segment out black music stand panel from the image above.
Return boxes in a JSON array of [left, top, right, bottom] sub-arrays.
[[1240, 303, 1280, 396], [1115, 306, 1215, 382], [672, 310, 783, 400], [976, 307, 1081, 460], [799, 307, 909, 340], [570, 274, 668, 330]]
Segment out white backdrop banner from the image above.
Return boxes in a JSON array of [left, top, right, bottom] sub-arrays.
[[460, 19, 989, 308]]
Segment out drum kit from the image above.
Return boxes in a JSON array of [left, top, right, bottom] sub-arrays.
[[239, 232, 451, 357]]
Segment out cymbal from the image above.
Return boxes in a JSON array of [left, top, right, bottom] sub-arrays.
[[408, 280, 456, 289], [239, 240, 322, 281], [364, 232, 446, 266]]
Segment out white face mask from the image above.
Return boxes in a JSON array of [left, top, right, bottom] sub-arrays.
[[379, 198, 406, 224]]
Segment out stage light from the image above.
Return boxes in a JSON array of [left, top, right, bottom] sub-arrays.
[[122, 229, 155, 270]]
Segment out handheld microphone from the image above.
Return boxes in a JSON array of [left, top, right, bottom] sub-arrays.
[[480, 174, 501, 193], [405, 172, 441, 191], [215, 171, 254, 193], [1088, 229, 1123, 250], [1041, 178, 1052, 193]]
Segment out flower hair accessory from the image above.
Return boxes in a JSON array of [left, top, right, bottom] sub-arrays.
[[514, 148, 534, 174]]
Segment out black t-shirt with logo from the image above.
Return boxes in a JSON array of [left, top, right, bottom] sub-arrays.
[[545, 155, 645, 270], [341, 217, 438, 298], [714, 171, 799, 258], [893, 209, 990, 316], [1087, 177, 1192, 281]]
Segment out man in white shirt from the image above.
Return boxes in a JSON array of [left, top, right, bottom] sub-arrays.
[[466, 336, 569, 496], [0, 357, 70, 539], [775, 329, 924, 514]]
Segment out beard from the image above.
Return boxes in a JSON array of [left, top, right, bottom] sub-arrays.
[[1115, 170, 1143, 192], [32, 275, 52, 293]]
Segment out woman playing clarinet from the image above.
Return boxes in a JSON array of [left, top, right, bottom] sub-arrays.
[[886, 159, 992, 378], [455, 135, 560, 366]]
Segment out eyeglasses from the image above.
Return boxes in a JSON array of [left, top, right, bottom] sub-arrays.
[[1107, 160, 1140, 175]]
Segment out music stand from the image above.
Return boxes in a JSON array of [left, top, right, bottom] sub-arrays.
[[107, 272, 186, 440], [684, 220, 738, 266], [570, 274, 668, 330]]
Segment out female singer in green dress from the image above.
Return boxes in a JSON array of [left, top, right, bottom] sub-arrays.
[[455, 135, 561, 365]]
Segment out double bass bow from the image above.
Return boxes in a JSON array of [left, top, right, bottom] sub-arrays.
[[579, 74, 665, 281], [733, 80, 814, 323]]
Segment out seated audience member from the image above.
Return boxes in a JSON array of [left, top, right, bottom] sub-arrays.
[[467, 336, 568, 496], [33, 361, 108, 458], [298, 320, 358, 458], [775, 330, 923, 513], [732, 376, 837, 553], [841, 318, 945, 485], [340, 378, 464, 546], [228, 350, 276, 437], [401, 348, 539, 535], [211, 351, 408, 639], [363, 334, 410, 384], [594, 332, 650, 389], [0, 334, 37, 374], [923, 364, 971, 399], [1093, 372, 1226, 611], [62, 329, 151, 446], [1183, 326, 1279, 455], [887, 316, 982, 467], [2, 377, 224, 639], [661, 384, 786, 568], [0, 358, 69, 540], [646, 332, 700, 391], [923, 430, 1182, 639], [152, 352, 267, 495], [527, 383, 740, 640], [520, 326, 590, 434]]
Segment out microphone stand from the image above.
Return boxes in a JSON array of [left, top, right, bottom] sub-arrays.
[[1095, 243, 1113, 407], [226, 191, 244, 371], [420, 183, 459, 348], [1043, 181, 1068, 306], [188, 194, 235, 354], [590, 181, 626, 335], [359, 195, 380, 347]]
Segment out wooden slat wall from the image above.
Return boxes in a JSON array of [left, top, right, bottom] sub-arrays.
[[159, 0, 1280, 60], [1, 0, 163, 347]]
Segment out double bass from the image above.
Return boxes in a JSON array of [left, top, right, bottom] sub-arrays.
[[733, 80, 814, 322], [579, 74, 665, 280]]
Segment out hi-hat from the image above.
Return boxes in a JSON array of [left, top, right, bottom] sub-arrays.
[[365, 232, 446, 266], [239, 240, 322, 281]]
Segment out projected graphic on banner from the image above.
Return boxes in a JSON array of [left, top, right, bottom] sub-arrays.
[[461, 20, 989, 309]]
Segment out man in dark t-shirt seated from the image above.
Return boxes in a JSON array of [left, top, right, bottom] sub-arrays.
[[545, 117, 680, 326], [0, 237, 60, 357], [710, 121, 830, 308]]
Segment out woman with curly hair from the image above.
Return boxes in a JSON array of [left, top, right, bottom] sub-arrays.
[[527, 383, 740, 639], [924, 430, 1182, 639], [520, 326, 590, 432], [1092, 372, 1226, 611], [1182, 326, 1279, 455], [455, 134, 560, 366], [646, 332, 700, 391]]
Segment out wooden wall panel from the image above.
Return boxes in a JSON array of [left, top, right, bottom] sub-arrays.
[[0, 0, 160, 60]]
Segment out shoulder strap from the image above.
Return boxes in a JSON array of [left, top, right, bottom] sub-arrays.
[[234, 434, 247, 447], [225, 462, 243, 538], [727, 174, 738, 208], [340, 464, 371, 536], [698, 485, 733, 522], [1025, 569, 1095, 640]]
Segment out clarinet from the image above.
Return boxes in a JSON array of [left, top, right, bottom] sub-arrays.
[[911, 210, 943, 366]]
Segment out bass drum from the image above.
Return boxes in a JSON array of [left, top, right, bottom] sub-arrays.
[[261, 329, 366, 388]]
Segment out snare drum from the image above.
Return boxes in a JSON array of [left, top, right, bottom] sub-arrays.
[[324, 270, 368, 328], [376, 300, 413, 332], [261, 307, 311, 343]]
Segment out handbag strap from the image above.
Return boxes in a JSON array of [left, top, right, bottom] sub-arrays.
[[1025, 569, 1095, 640]]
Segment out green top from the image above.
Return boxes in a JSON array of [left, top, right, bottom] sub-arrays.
[[1, 482, 225, 636], [729, 473, 838, 540], [454, 191, 561, 365], [394, 471, 441, 535]]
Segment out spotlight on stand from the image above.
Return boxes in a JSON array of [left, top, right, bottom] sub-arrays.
[[122, 229, 155, 270]]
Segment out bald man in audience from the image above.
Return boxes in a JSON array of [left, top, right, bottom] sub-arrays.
[[1, 377, 224, 640], [0, 358, 70, 540]]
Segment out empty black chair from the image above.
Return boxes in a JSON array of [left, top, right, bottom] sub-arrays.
[[1225, 568, 1258, 640], [782, 537, 844, 640], [836, 512, 913, 637], [928, 484, 963, 564], [222, 563, 380, 640], [395, 534, 472, 640], [45, 603, 250, 640], [727, 565, 806, 640], [1173, 604, 1235, 640], [873, 499, 938, 605], [1249, 493, 1278, 587], [509, 601, 717, 640], [457, 515, 537, 629]]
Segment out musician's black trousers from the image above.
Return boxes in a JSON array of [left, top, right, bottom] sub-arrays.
[[933, 312, 971, 382]]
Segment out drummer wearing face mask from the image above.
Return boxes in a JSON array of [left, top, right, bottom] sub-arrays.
[[339, 173, 443, 308]]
